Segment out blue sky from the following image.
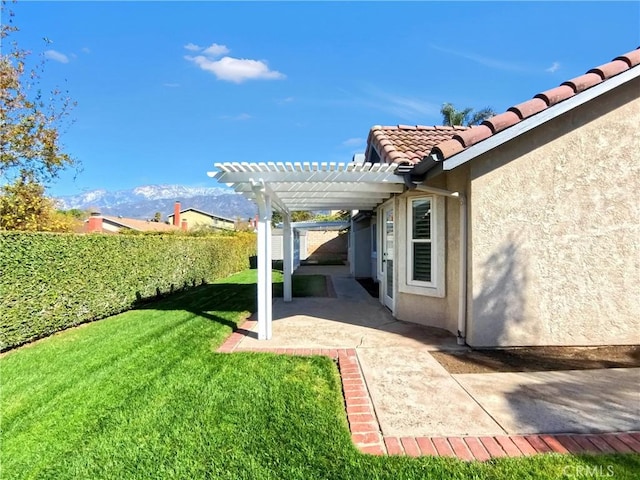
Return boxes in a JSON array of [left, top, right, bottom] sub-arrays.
[[9, 1, 640, 197]]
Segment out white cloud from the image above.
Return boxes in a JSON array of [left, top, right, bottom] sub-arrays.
[[361, 86, 439, 120], [220, 113, 252, 121], [342, 137, 365, 147], [185, 41, 285, 83], [202, 43, 230, 57], [44, 50, 69, 64], [546, 61, 561, 73], [81, 47, 91, 54], [186, 55, 285, 83], [384, 94, 437, 118], [429, 44, 530, 73]]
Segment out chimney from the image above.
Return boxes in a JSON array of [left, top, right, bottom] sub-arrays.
[[173, 201, 181, 227], [87, 211, 103, 233], [181, 219, 188, 231], [250, 214, 259, 231]]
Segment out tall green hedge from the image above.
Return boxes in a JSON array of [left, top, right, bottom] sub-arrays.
[[0, 232, 256, 350]]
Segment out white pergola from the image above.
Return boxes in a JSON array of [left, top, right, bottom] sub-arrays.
[[209, 161, 406, 340]]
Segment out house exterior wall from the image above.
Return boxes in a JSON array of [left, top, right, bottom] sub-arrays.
[[466, 78, 640, 346], [175, 211, 235, 230], [393, 172, 460, 333], [370, 216, 378, 280], [101, 220, 124, 233], [352, 220, 372, 278]]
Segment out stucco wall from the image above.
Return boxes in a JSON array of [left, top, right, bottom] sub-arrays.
[[443, 166, 468, 334], [394, 175, 454, 332], [467, 78, 640, 346], [351, 220, 373, 278]]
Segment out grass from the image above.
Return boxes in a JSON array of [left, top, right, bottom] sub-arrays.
[[273, 273, 329, 297], [1, 270, 638, 479]]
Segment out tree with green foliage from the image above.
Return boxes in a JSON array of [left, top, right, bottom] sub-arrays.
[[440, 103, 495, 127], [0, 2, 78, 230], [270, 210, 314, 227], [0, 172, 78, 231], [312, 210, 350, 222], [59, 208, 88, 220]]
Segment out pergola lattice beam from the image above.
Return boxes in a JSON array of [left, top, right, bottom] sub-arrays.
[[245, 191, 394, 200], [281, 204, 379, 211], [234, 182, 403, 194], [212, 162, 400, 184]]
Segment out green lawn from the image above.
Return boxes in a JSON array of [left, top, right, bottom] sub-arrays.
[[273, 273, 329, 297], [1, 270, 638, 479]]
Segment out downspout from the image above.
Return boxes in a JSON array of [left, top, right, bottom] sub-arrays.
[[408, 181, 468, 346], [456, 194, 467, 345]]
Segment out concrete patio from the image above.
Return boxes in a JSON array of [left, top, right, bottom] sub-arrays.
[[221, 265, 640, 456]]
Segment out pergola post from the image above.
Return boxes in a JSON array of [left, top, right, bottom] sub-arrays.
[[349, 213, 355, 276], [265, 194, 272, 340], [283, 213, 293, 302], [252, 181, 273, 340]]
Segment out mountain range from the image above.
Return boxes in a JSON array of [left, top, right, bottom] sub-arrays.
[[55, 185, 257, 221]]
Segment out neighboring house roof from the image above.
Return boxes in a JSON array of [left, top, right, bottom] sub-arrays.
[[394, 47, 640, 179], [366, 125, 468, 165], [167, 208, 235, 223], [102, 216, 179, 232]]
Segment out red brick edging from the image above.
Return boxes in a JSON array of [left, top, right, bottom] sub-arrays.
[[217, 320, 640, 460]]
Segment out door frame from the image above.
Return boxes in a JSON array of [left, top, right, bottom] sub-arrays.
[[378, 199, 396, 312]]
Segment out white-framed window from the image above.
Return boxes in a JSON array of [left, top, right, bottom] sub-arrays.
[[401, 195, 445, 297], [408, 197, 433, 285]]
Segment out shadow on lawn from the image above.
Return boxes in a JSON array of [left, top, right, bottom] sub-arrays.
[[133, 282, 257, 332], [131, 273, 331, 342]]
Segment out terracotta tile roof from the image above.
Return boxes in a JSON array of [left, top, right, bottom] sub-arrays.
[[102, 215, 179, 232], [429, 47, 640, 161], [366, 125, 469, 165]]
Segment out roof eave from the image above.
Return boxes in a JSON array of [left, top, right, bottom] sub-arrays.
[[394, 154, 443, 184]]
